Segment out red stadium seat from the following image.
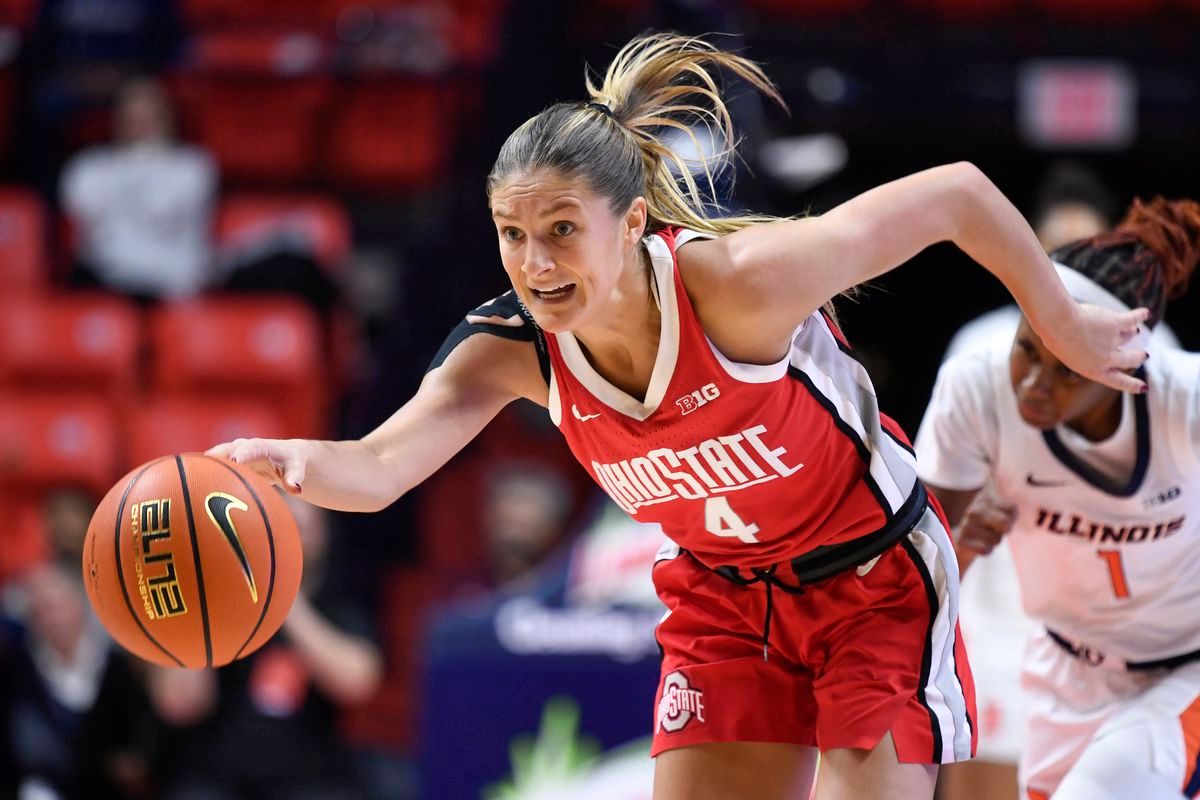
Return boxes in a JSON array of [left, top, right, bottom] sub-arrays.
[[0, 187, 48, 294], [1035, 0, 1164, 19], [0, 0, 38, 29], [0, 493, 48, 585], [0, 294, 141, 398], [0, 70, 16, 160], [743, 0, 872, 18], [124, 397, 288, 468], [0, 395, 119, 495], [149, 297, 326, 436], [451, 0, 508, 66], [900, 0, 1020, 19], [215, 193, 352, 274], [188, 30, 330, 74], [325, 80, 449, 193], [177, 72, 333, 186], [180, 0, 354, 29]]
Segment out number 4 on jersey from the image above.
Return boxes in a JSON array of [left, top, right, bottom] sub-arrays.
[[704, 496, 760, 544]]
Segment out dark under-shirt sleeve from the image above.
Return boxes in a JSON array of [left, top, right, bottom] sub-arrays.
[[427, 290, 550, 386]]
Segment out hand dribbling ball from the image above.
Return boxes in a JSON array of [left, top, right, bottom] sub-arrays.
[[82, 453, 302, 668]]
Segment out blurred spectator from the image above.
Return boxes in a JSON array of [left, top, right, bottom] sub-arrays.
[[60, 76, 216, 302], [42, 486, 96, 562], [147, 495, 383, 800], [483, 462, 574, 589], [0, 558, 154, 800], [1030, 160, 1120, 252], [22, 0, 182, 190]]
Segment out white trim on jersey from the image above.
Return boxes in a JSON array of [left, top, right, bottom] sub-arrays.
[[547, 360, 562, 426], [785, 310, 922, 516], [907, 507, 975, 763], [811, 313, 879, 396], [654, 538, 681, 563], [704, 328, 798, 383], [672, 229, 716, 249], [790, 350, 909, 512], [554, 234, 681, 421]]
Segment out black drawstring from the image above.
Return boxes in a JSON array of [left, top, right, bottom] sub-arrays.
[[715, 563, 806, 663], [748, 565, 804, 663]]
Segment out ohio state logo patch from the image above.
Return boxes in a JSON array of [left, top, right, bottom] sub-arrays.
[[657, 671, 706, 733]]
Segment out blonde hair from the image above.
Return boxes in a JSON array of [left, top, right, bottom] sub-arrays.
[[486, 33, 785, 236]]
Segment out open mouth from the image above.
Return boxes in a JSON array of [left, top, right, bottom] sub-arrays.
[[531, 283, 576, 302]]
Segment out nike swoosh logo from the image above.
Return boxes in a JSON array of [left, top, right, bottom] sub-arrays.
[[1026, 474, 1070, 488], [205, 492, 259, 603], [572, 404, 601, 422]]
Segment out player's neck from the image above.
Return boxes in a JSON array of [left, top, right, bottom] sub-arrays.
[[1065, 389, 1123, 442], [572, 249, 661, 400]]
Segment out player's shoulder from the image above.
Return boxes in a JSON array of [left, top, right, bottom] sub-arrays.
[[428, 289, 549, 385], [651, 225, 729, 311], [461, 289, 538, 330], [1147, 345, 1200, 407]]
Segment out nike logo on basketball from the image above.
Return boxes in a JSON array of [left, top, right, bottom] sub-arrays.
[[573, 404, 601, 422], [1026, 474, 1070, 488], [205, 493, 259, 603]]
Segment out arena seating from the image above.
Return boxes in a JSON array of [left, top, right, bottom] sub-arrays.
[[325, 79, 450, 193], [123, 396, 288, 467], [215, 193, 352, 274], [0, 293, 141, 400], [0, 188, 49, 294], [0, 394, 120, 496], [148, 296, 327, 437]]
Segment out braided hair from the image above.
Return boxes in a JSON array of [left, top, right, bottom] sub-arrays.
[[1050, 197, 1200, 326]]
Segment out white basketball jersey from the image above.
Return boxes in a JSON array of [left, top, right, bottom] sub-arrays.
[[916, 339, 1200, 662]]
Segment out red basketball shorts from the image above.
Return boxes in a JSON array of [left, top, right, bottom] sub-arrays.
[[650, 503, 977, 763]]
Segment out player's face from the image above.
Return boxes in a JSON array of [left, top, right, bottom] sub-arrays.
[[1009, 317, 1117, 430], [491, 170, 645, 333]]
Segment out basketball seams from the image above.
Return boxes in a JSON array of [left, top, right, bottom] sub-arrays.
[[113, 458, 185, 667], [202, 455, 279, 662], [175, 455, 214, 668], [91, 454, 295, 669]]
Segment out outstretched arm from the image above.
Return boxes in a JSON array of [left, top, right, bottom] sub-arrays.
[[684, 162, 1148, 391], [207, 333, 546, 512]]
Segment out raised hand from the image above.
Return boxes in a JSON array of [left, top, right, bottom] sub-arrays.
[[955, 493, 1018, 557]]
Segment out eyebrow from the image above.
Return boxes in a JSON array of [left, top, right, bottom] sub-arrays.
[[491, 199, 583, 219]]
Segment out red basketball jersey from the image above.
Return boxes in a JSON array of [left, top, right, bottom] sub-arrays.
[[543, 228, 923, 570]]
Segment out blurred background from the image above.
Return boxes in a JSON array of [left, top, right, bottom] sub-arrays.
[[0, 0, 1197, 798]]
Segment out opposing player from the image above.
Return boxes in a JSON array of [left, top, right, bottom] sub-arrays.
[[208, 34, 1148, 799], [916, 197, 1199, 800]]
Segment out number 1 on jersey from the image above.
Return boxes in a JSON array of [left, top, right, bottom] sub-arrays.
[[1097, 549, 1131, 599], [704, 496, 760, 544]]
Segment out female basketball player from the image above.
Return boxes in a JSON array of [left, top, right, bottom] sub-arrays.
[[209, 34, 1148, 800], [916, 197, 1200, 800]]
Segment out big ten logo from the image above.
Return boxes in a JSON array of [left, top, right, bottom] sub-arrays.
[[676, 383, 720, 416], [130, 498, 187, 620]]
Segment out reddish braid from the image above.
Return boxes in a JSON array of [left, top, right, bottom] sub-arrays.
[[1050, 197, 1200, 326]]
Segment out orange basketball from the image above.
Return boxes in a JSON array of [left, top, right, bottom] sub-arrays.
[[82, 453, 303, 668]]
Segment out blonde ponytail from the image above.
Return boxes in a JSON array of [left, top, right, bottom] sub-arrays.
[[487, 33, 787, 236]]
